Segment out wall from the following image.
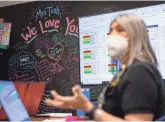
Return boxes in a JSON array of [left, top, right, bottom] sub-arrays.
[[0, 1, 163, 114]]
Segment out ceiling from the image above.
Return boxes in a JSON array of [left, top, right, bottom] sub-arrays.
[[0, 1, 35, 8]]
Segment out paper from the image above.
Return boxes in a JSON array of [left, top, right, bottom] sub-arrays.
[[36, 113, 72, 117], [42, 118, 65, 122]]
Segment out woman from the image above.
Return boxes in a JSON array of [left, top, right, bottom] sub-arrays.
[[45, 13, 165, 121]]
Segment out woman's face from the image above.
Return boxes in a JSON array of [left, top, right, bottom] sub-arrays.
[[109, 20, 128, 38], [108, 20, 130, 62]]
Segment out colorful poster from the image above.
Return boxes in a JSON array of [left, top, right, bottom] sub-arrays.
[[0, 23, 12, 49]]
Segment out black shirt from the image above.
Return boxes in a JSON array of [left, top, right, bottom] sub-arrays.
[[102, 61, 165, 120]]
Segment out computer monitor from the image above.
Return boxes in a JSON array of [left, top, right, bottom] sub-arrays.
[[79, 3, 165, 85]]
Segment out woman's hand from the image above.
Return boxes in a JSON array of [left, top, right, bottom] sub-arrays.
[[44, 85, 93, 112]]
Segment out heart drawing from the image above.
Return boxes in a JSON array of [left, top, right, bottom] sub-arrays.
[[47, 43, 64, 61]]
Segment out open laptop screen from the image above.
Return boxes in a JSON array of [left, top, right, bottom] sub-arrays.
[[0, 81, 31, 121]]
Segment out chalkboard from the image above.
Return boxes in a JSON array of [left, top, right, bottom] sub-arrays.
[[7, 2, 80, 113], [0, 1, 164, 114]]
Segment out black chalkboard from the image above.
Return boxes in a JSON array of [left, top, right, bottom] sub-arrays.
[[0, 1, 164, 114]]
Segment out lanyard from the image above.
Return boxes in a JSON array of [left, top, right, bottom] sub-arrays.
[[109, 64, 127, 87]]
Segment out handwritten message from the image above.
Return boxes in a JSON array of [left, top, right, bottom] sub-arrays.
[[13, 42, 28, 51], [47, 43, 64, 61], [65, 34, 78, 47], [8, 52, 37, 72], [21, 16, 78, 44], [50, 63, 64, 75], [16, 52, 37, 70], [35, 49, 46, 58], [68, 47, 78, 57], [37, 82, 59, 113], [36, 6, 61, 21], [8, 71, 37, 82], [52, 33, 64, 43], [36, 59, 52, 82], [69, 69, 79, 83], [35, 37, 53, 51]]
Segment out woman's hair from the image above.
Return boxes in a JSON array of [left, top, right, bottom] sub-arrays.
[[112, 13, 158, 66]]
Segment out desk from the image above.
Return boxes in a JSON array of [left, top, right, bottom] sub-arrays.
[[31, 116, 65, 121]]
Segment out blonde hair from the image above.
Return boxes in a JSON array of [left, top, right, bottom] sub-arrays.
[[112, 13, 158, 66]]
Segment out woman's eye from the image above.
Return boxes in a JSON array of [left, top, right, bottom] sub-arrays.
[[117, 28, 125, 32], [117, 26, 125, 32]]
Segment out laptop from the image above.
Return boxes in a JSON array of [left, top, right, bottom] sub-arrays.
[[0, 80, 31, 121]]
